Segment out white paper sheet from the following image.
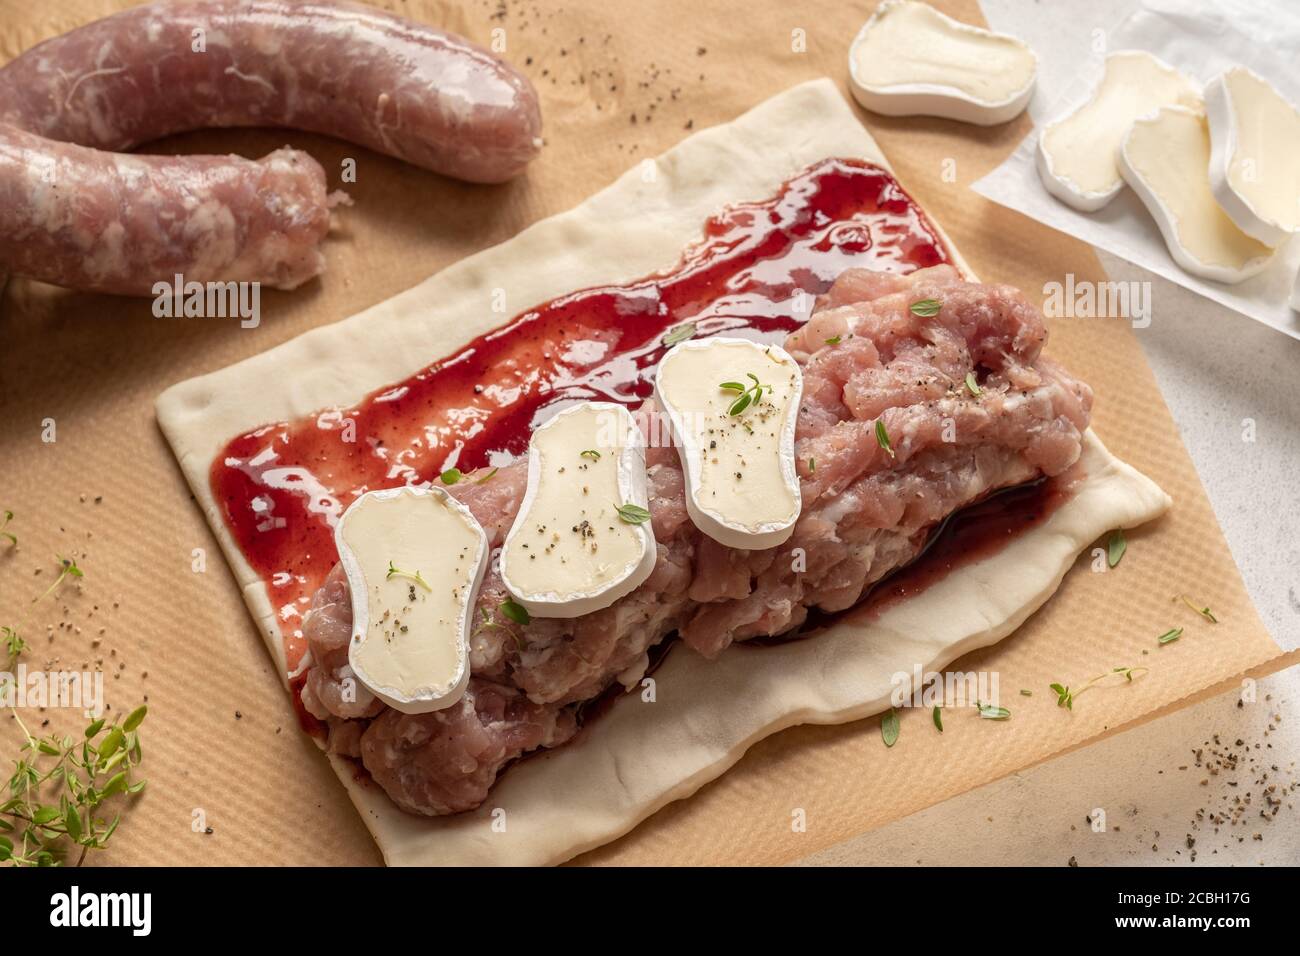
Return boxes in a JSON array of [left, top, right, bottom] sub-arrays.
[[974, 0, 1300, 340]]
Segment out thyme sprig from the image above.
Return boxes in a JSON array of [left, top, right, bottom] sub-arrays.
[[719, 374, 770, 416], [1050, 665, 1149, 710], [386, 561, 431, 591], [34, 556, 82, 606], [1175, 594, 1218, 623], [1, 706, 147, 867]]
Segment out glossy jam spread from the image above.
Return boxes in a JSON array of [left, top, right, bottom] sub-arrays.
[[211, 158, 951, 669]]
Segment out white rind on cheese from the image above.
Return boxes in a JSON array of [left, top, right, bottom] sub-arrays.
[[500, 402, 656, 618], [336, 486, 488, 714], [1118, 106, 1275, 285], [848, 0, 1036, 126], [656, 337, 803, 550], [1037, 51, 1201, 211], [1205, 67, 1300, 247]]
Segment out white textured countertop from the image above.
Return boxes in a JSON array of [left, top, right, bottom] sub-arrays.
[[800, 0, 1299, 867]]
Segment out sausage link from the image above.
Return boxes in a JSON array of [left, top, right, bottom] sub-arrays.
[[0, 0, 543, 184], [0, 123, 332, 294]]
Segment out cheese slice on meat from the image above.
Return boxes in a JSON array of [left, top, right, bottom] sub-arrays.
[[500, 402, 656, 617], [656, 337, 802, 549], [336, 486, 488, 713]]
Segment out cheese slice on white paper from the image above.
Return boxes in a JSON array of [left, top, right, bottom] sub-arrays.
[[501, 402, 656, 618], [848, 0, 1036, 126], [656, 337, 802, 550], [336, 486, 488, 713], [1037, 51, 1201, 211], [1205, 67, 1300, 247], [1119, 106, 1275, 284]]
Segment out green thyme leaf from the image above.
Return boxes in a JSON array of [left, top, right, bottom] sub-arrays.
[[824, 336, 842, 346], [932, 706, 943, 733], [909, 298, 942, 318], [1107, 529, 1127, 568], [964, 372, 982, 397], [1158, 627, 1183, 645], [99, 728, 124, 759], [875, 419, 895, 458], [616, 502, 652, 525], [475, 467, 499, 484], [727, 391, 753, 415], [499, 598, 530, 626], [123, 706, 148, 733], [976, 703, 1011, 720], [580, 450, 601, 461], [881, 708, 900, 747], [100, 772, 128, 799], [661, 321, 696, 347], [439, 468, 462, 485]]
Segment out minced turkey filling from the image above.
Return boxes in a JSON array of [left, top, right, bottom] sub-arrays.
[[299, 264, 1094, 816]]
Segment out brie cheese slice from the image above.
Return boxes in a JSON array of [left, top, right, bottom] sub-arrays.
[[1037, 51, 1201, 211], [848, 0, 1036, 126], [656, 337, 802, 550], [1118, 106, 1275, 285], [500, 402, 656, 618], [336, 486, 488, 713], [1205, 67, 1300, 246]]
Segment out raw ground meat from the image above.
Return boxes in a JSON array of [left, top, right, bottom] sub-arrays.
[[301, 265, 1094, 816]]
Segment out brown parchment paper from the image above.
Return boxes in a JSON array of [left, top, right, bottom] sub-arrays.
[[0, 0, 1292, 867]]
